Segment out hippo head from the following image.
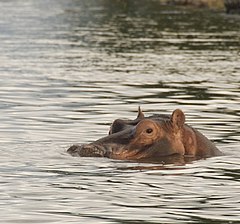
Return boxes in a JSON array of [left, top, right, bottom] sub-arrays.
[[104, 108, 186, 159], [67, 108, 222, 162]]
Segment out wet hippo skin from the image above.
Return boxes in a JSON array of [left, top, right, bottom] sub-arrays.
[[68, 107, 222, 162]]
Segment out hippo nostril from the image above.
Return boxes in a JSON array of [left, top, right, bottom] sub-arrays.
[[77, 144, 107, 157], [67, 144, 82, 156]]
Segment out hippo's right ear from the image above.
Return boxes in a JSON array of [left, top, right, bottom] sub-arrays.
[[171, 109, 185, 130]]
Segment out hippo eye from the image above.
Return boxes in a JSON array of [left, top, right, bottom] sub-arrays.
[[146, 128, 153, 134]]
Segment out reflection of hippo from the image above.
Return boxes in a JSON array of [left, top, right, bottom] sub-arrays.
[[68, 107, 222, 162]]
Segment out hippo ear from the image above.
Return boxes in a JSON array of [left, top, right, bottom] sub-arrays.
[[137, 106, 145, 119], [171, 109, 185, 130]]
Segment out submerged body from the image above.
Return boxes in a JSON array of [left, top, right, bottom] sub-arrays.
[[68, 108, 222, 162]]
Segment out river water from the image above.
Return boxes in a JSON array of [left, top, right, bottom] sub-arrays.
[[0, 0, 239, 223]]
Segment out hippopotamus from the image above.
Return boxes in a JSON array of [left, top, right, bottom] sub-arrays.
[[67, 107, 222, 162]]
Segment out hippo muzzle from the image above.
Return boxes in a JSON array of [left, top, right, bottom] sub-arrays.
[[67, 143, 144, 160], [68, 144, 109, 157]]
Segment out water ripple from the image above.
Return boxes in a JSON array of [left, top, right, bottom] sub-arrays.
[[0, 0, 240, 223]]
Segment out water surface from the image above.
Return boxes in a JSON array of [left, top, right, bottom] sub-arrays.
[[0, 0, 239, 223]]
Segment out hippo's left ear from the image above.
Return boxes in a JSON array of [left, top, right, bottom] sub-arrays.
[[171, 109, 185, 130], [137, 106, 145, 119]]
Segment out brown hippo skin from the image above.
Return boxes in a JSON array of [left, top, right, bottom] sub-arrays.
[[67, 108, 222, 162]]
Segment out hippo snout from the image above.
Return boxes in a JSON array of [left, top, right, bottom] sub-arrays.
[[67, 144, 107, 157]]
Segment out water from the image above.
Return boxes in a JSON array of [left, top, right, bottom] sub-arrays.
[[0, 0, 239, 223]]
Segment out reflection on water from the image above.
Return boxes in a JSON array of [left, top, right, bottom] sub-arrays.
[[0, 0, 239, 223]]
